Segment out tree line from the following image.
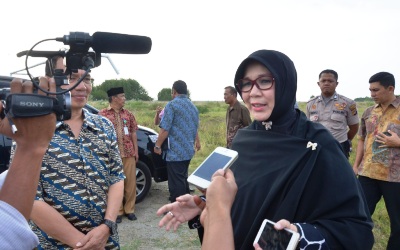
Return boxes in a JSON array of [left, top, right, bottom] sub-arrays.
[[91, 79, 189, 101], [91, 79, 152, 101]]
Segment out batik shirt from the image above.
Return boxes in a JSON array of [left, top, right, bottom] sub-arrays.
[[357, 96, 400, 182], [226, 101, 251, 148], [99, 106, 138, 158], [160, 95, 199, 161], [10, 110, 125, 249]]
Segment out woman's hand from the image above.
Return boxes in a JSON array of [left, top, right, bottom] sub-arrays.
[[157, 194, 202, 231]]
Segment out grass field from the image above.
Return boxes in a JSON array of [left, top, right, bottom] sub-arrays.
[[90, 100, 389, 249]]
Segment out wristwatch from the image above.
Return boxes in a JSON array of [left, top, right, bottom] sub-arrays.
[[103, 219, 117, 235], [155, 145, 161, 150]]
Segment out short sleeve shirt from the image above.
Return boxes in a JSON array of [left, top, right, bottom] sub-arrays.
[[306, 93, 359, 143], [356, 96, 400, 182], [9, 110, 125, 249], [99, 107, 138, 158], [159, 95, 199, 161]]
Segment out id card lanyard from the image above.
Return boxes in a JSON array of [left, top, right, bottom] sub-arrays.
[[123, 119, 129, 135]]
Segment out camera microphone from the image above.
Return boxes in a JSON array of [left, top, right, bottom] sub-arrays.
[[92, 32, 152, 54], [56, 32, 152, 54], [10, 31, 151, 121]]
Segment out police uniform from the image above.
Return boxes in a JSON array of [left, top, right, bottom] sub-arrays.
[[306, 93, 359, 156]]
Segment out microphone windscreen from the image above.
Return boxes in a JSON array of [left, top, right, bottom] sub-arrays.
[[92, 32, 152, 54]]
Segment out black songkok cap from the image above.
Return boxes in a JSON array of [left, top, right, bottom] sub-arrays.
[[107, 87, 124, 97]]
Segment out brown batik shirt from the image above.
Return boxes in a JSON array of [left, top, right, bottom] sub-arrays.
[[226, 101, 252, 148]]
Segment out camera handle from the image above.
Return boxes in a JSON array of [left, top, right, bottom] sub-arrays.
[[5, 69, 72, 121], [5, 94, 56, 118]]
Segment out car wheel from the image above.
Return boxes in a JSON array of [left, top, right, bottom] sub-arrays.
[[135, 160, 152, 203]]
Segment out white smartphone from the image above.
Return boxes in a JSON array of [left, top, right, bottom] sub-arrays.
[[187, 147, 238, 190], [253, 219, 300, 250]]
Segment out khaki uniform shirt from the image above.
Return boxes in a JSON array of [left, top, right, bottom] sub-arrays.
[[356, 96, 400, 182], [306, 93, 359, 143], [226, 101, 252, 148]]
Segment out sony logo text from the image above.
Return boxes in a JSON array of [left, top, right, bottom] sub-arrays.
[[19, 102, 45, 107]]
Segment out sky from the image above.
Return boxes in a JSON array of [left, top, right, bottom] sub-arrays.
[[1, 0, 399, 102]]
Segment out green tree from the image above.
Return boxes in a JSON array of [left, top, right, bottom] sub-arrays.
[[92, 78, 152, 101], [156, 87, 191, 101], [91, 88, 108, 100], [157, 88, 172, 101]]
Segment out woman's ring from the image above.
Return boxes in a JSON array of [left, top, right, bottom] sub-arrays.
[[168, 211, 174, 217]]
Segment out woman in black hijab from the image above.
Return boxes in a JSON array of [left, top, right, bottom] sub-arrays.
[[158, 50, 374, 250], [229, 49, 374, 249]]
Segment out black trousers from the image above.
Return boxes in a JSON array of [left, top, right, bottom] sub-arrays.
[[340, 140, 351, 159], [358, 176, 400, 250], [166, 160, 191, 202]]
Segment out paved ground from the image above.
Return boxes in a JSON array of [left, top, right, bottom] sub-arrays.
[[118, 181, 201, 250]]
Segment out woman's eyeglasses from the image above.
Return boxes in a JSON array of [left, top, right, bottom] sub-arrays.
[[236, 75, 274, 93]]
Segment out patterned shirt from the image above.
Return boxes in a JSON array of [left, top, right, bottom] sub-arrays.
[[99, 106, 138, 158], [10, 110, 125, 249], [226, 101, 251, 148], [306, 92, 359, 143], [357, 96, 400, 182], [160, 95, 199, 161]]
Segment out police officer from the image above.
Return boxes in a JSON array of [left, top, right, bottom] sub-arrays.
[[306, 69, 359, 159]]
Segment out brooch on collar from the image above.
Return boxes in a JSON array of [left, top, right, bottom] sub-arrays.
[[307, 141, 318, 150], [262, 121, 273, 130]]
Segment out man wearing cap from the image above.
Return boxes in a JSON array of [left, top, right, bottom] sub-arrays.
[[306, 69, 359, 159], [99, 87, 139, 223]]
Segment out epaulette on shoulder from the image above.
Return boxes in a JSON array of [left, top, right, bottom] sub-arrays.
[[307, 96, 318, 103]]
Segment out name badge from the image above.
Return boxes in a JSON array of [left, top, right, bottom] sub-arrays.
[[124, 126, 129, 135]]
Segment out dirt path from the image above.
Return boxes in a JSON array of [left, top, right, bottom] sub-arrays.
[[118, 181, 201, 250]]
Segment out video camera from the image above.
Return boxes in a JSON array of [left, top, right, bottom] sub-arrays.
[[4, 32, 152, 121]]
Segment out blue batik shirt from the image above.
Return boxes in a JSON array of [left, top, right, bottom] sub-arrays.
[[160, 95, 199, 161], [10, 109, 125, 250]]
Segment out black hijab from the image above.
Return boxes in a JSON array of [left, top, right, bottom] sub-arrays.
[[229, 50, 374, 249], [234, 50, 297, 134]]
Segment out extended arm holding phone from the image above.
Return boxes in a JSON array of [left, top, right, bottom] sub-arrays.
[[157, 162, 236, 232], [157, 169, 237, 250], [199, 169, 236, 250]]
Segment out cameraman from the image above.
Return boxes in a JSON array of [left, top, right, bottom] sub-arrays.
[[9, 57, 125, 249], [0, 78, 56, 249]]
